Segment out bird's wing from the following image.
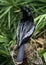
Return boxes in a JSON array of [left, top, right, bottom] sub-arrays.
[[23, 21, 35, 39], [17, 21, 24, 46], [16, 21, 25, 64], [17, 20, 35, 47], [23, 26, 35, 39]]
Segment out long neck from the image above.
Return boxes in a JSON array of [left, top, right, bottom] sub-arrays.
[[22, 10, 33, 21], [22, 12, 27, 18], [22, 14, 33, 23], [22, 14, 32, 21]]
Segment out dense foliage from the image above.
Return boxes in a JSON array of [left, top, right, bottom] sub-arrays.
[[0, 0, 46, 65]]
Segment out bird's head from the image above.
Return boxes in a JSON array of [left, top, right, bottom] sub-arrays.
[[20, 5, 33, 18]]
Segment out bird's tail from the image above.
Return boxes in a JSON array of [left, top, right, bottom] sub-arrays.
[[16, 44, 24, 64]]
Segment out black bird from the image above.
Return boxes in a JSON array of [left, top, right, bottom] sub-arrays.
[[16, 5, 35, 64]]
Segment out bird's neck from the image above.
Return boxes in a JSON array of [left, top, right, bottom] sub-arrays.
[[22, 11, 33, 21], [22, 15, 31, 21]]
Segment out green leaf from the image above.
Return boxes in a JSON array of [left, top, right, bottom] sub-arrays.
[[8, 11, 10, 29], [0, 6, 12, 19], [0, 35, 8, 43], [43, 52, 46, 63]]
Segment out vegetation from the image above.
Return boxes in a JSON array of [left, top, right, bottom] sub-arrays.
[[0, 0, 46, 65]]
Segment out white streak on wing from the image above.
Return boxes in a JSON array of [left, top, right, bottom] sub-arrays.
[[19, 32, 23, 46], [28, 12, 31, 16], [23, 26, 34, 39]]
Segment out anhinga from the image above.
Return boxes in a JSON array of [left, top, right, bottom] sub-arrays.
[[16, 5, 35, 64]]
